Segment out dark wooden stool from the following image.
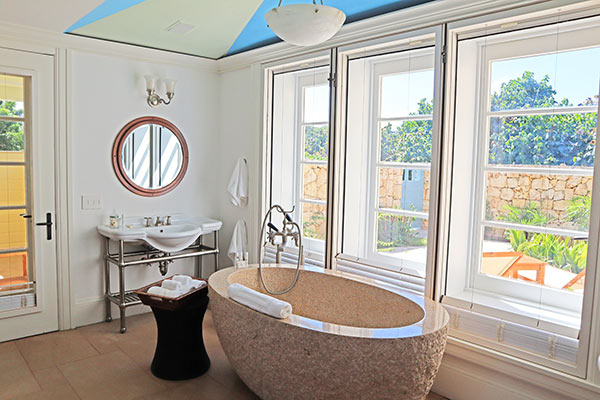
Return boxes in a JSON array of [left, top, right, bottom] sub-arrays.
[[136, 277, 210, 380]]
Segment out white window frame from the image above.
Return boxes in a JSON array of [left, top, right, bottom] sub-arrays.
[[446, 17, 600, 320], [440, 10, 600, 377], [295, 72, 329, 255], [334, 26, 445, 297], [366, 51, 435, 272]]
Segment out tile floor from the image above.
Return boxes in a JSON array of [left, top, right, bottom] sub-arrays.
[[1, 311, 448, 399]]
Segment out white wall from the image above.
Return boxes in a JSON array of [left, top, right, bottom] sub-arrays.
[[216, 66, 261, 271], [68, 50, 221, 327]]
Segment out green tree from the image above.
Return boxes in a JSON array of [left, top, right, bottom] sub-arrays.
[[0, 100, 24, 151], [380, 98, 433, 163], [304, 125, 328, 161], [489, 71, 596, 166]]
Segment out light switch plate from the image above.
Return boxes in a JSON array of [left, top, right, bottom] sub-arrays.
[[81, 194, 102, 210]]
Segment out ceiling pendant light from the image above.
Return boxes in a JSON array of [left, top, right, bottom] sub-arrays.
[[265, 0, 346, 47]]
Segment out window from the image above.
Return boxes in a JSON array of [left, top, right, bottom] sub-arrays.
[[443, 15, 600, 372], [337, 31, 441, 292], [268, 62, 330, 264], [0, 73, 34, 310], [263, 7, 600, 377]]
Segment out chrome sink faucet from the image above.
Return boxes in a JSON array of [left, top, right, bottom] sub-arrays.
[[143, 216, 172, 227]]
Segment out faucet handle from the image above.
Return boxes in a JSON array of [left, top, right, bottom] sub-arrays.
[[165, 216, 172, 225], [144, 217, 152, 227]]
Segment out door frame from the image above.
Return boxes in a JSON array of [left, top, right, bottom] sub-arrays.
[[0, 46, 63, 339]]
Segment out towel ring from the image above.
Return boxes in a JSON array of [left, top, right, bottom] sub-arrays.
[[257, 205, 302, 295]]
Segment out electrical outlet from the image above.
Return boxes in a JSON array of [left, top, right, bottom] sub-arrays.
[[81, 194, 102, 210]]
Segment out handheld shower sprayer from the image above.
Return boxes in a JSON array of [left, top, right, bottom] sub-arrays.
[[258, 204, 303, 295]]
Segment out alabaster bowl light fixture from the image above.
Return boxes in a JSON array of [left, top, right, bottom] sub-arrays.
[[265, 0, 346, 47], [144, 75, 176, 107]]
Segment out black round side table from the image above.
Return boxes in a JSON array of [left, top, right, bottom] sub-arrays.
[[136, 278, 210, 380]]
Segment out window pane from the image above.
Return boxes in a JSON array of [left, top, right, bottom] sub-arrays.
[[0, 74, 25, 117], [378, 167, 429, 212], [381, 69, 434, 118], [0, 165, 26, 207], [377, 214, 428, 267], [490, 47, 600, 112], [304, 125, 328, 161], [303, 164, 327, 201], [0, 208, 28, 251], [489, 113, 597, 167], [0, 121, 25, 163], [303, 84, 329, 123], [485, 171, 592, 231], [380, 119, 432, 163], [302, 202, 326, 240], [481, 226, 587, 293]]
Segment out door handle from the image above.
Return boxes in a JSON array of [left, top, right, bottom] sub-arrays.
[[20, 213, 32, 219], [36, 212, 53, 240]]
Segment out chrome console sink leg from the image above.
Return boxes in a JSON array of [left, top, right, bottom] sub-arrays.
[[104, 238, 112, 322]]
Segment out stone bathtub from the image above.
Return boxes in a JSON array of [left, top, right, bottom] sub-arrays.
[[208, 265, 449, 400]]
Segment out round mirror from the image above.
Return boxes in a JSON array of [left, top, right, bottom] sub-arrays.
[[112, 116, 188, 196]]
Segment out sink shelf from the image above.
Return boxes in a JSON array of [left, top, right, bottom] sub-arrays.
[[106, 291, 142, 308], [101, 220, 221, 333]]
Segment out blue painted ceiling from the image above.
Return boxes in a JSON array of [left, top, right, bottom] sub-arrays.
[[67, 0, 437, 59]]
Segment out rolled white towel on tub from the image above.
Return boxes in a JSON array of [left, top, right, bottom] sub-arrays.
[[227, 283, 292, 319]]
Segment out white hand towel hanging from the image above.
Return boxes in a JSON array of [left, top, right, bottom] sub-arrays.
[[227, 158, 248, 207], [228, 220, 248, 263]]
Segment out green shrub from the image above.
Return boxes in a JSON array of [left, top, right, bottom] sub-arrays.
[[377, 213, 426, 249], [567, 196, 591, 231]]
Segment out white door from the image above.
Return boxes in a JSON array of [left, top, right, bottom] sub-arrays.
[[0, 47, 57, 341]]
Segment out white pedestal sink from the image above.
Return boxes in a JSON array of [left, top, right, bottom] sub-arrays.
[[97, 215, 222, 252]]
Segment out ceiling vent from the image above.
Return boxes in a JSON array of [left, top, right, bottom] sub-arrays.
[[165, 20, 196, 35]]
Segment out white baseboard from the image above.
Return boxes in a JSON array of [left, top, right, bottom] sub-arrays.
[[72, 297, 151, 328], [433, 339, 600, 400]]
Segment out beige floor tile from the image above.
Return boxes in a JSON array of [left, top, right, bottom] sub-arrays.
[[15, 330, 99, 371], [427, 392, 448, 400], [12, 384, 80, 400], [58, 350, 166, 400], [1, 311, 447, 400], [138, 374, 239, 400], [32, 366, 69, 389], [0, 347, 41, 399]]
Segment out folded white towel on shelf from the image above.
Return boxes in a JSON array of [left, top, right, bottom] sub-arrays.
[[161, 279, 181, 291], [148, 286, 182, 298], [172, 275, 192, 286], [227, 158, 248, 207], [147, 275, 206, 299], [227, 283, 292, 319], [228, 220, 248, 264]]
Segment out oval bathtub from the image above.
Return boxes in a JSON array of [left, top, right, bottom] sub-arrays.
[[208, 265, 449, 400]]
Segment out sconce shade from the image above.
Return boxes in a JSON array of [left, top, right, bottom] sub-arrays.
[[265, 4, 346, 47], [164, 78, 177, 93], [144, 75, 157, 91]]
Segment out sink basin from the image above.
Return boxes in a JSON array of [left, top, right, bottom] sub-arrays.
[[145, 224, 203, 252], [97, 215, 222, 253]]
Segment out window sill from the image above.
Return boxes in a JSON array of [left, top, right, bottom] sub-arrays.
[[442, 289, 580, 338]]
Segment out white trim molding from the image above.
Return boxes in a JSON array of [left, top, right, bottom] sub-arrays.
[[434, 338, 600, 400]]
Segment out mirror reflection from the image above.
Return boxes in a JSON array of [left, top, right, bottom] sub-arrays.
[[121, 123, 184, 189]]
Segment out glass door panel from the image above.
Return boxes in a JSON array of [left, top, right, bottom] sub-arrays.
[[0, 73, 34, 309]]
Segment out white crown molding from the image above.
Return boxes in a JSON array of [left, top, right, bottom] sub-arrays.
[[0, 22, 218, 72], [216, 0, 564, 73]]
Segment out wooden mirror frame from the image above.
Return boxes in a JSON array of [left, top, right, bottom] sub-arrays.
[[112, 116, 189, 197]]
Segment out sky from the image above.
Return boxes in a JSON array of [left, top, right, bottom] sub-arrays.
[[491, 47, 600, 105]]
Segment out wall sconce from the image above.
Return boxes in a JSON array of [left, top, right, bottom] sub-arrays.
[[144, 75, 176, 107]]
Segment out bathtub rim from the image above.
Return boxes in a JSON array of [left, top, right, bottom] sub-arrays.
[[208, 264, 449, 340]]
